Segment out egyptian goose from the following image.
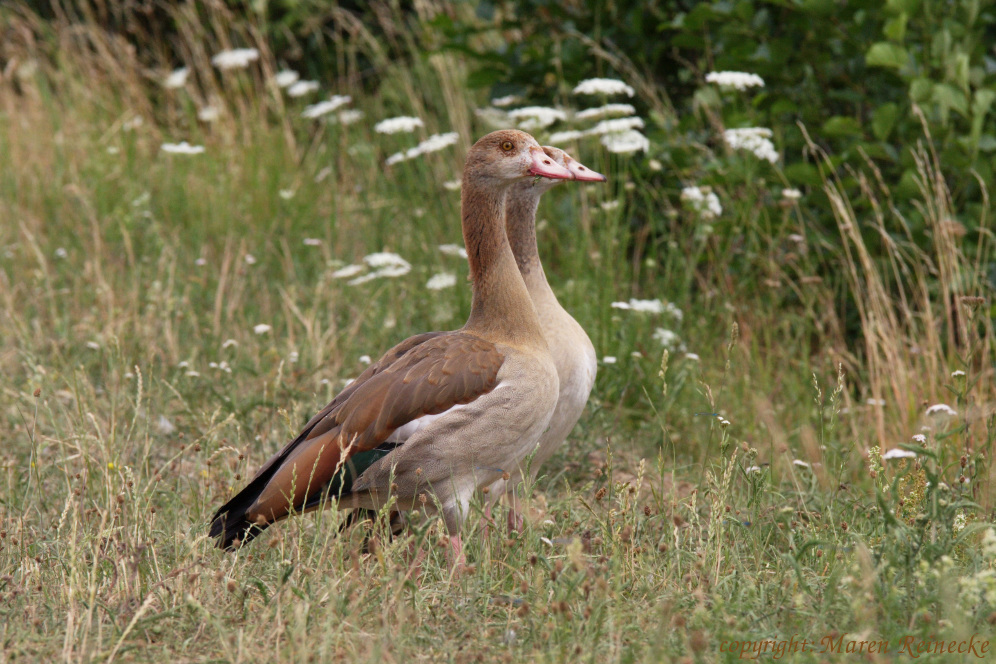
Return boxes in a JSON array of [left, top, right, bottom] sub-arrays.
[[485, 147, 605, 530], [209, 130, 572, 563]]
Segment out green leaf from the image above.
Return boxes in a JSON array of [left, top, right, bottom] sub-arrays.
[[866, 42, 908, 70], [909, 78, 933, 102], [821, 115, 863, 137], [872, 103, 899, 141], [883, 13, 908, 42], [465, 66, 505, 89], [783, 162, 822, 186], [977, 134, 996, 152], [932, 83, 968, 118]]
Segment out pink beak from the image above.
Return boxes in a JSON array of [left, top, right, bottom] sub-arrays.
[[528, 146, 574, 180], [565, 155, 607, 182]]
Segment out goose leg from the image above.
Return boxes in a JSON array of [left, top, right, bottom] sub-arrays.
[[506, 492, 524, 533], [447, 534, 466, 570]]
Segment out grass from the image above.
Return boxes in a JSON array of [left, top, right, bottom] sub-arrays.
[[1, 3, 995, 662]]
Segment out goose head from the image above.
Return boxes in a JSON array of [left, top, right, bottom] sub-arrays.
[[465, 130, 574, 184]]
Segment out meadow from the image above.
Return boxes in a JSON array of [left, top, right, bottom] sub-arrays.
[[1, 2, 995, 662]]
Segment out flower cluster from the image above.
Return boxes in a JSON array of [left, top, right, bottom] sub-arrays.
[[385, 132, 460, 166], [507, 106, 568, 130], [681, 186, 722, 220], [161, 142, 205, 155], [705, 71, 765, 91], [302, 96, 353, 119], [333, 252, 412, 286], [573, 78, 635, 97], [374, 116, 424, 134], [211, 48, 259, 70], [723, 127, 779, 163]]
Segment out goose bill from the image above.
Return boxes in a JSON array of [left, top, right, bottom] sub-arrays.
[[528, 146, 573, 180]]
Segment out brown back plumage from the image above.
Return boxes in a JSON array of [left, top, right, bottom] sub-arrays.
[[209, 332, 503, 548]]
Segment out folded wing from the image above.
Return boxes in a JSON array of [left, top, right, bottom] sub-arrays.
[[209, 331, 504, 549]]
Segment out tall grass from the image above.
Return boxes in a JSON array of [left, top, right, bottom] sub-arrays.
[[1, 2, 994, 662]]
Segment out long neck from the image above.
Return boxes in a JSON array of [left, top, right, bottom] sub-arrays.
[[505, 184, 556, 299], [461, 177, 545, 345]]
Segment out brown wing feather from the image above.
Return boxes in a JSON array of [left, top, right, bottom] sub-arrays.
[[249, 331, 445, 482], [232, 331, 504, 531]]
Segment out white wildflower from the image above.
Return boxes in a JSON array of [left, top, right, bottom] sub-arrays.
[[782, 188, 802, 200], [705, 71, 765, 91], [575, 104, 636, 121], [161, 142, 205, 155], [54, 247, 68, 259], [287, 80, 320, 97], [347, 273, 379, 286], [332, 264, 364, 279], [490, 94, 520, 107], [197, 106, 220, 122], [953, 512, 967, 533], [866, 398, 886, 406], [600, 130, 649, 154], [156, 415, 176, 435], [194, 257, 207, 267], [586, 117, 645, 135], [289, 351, 299, 363], [211, 48, 259, 70], [602, 356, 617, 364], [573, 78, 635, 97], [648, 159, 663, 171], [163, 67, 189, 89], [746, 466, 762, 474], [680, 186, 722, 220], [685, 353, 700, 361], [303, 238, 322, 246], [338, 109, 364, 125], [177, 361, 189, 369], [279, 189, 295, 200], [275, 70, 300, 88], [926, 403, 957, 416], [882, 448, 916, 460], [359, 355, 372, 365], [723, 127, 779, 163], [912, 434, 927, 443], [302, 96, 352, 119], [439, 244, 468, 259], [86, 341, 100, 350], [507, 106, 568, 129], [653, 327, 681, 349], [386, 132, 460, 165], [244, 254, 257, 265], [106, 146, 119, 154], [788, 233, 805, 243], [364, 252, 410, 269], [951, 370, 965, 377], [374, 116, 424, 134], [601, 200, 620, 211], [793, 459, 811, 468], [443, 179, 462, 191], [373, 265, 410, 278], [253, 324, 271, 335], [611, 298, 665, 314], [222, 338, 238, 349], [426, 272, 457, 290], [547, 130, 585, 144], [415, 132, 460, 154]]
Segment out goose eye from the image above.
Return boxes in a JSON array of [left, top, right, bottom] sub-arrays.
[[500, 140, 514, 152]]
